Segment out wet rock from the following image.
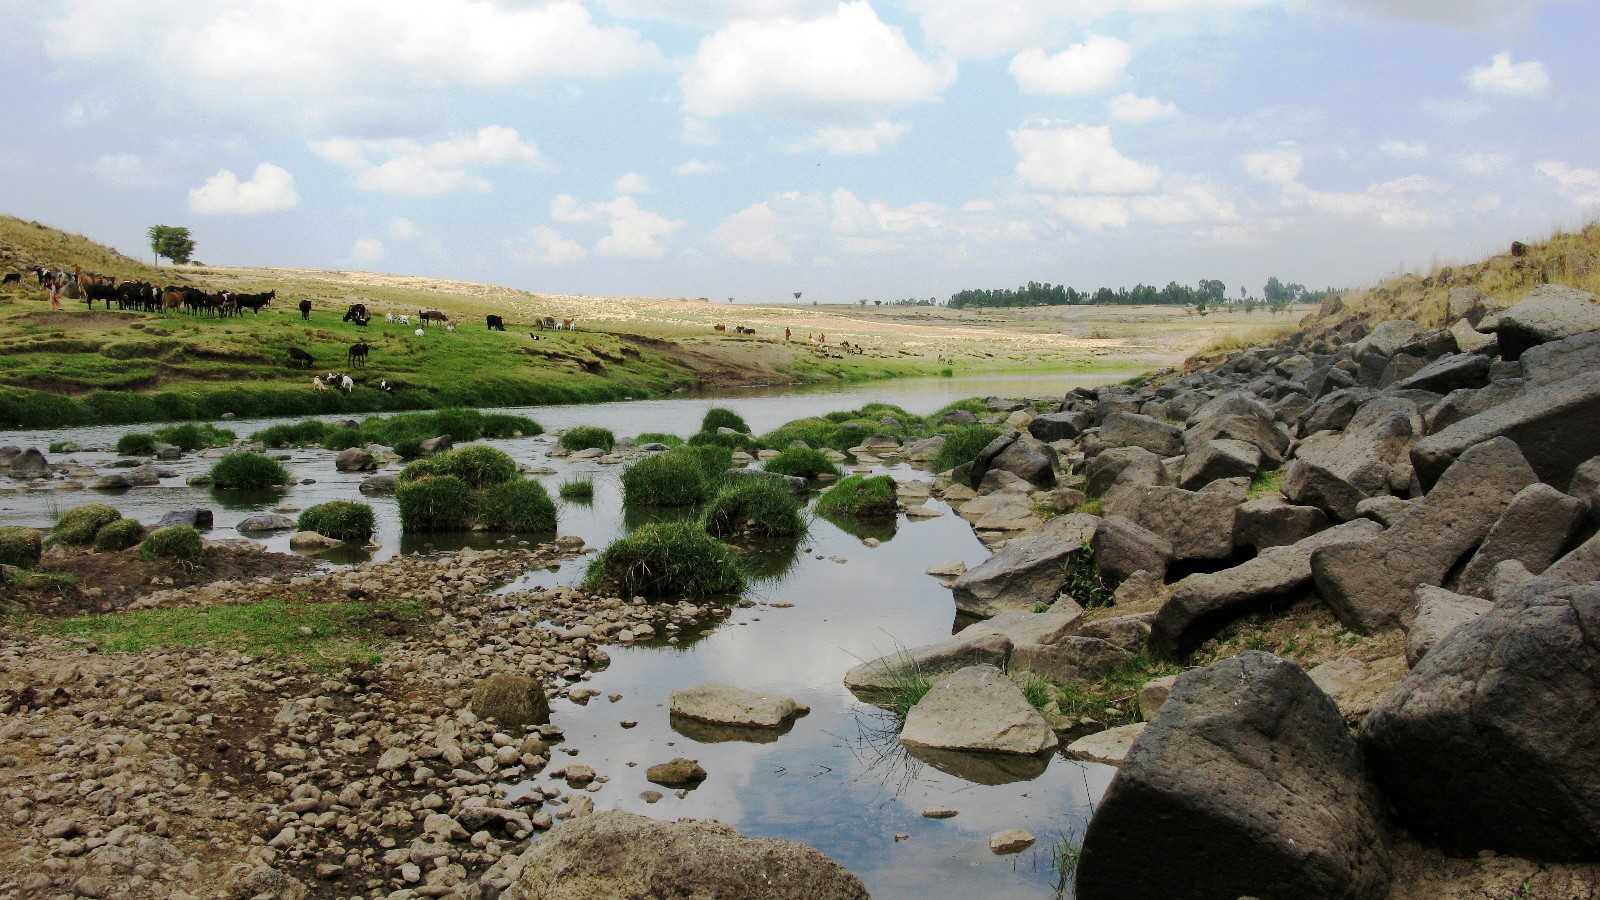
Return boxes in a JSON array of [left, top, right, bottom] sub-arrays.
[[237, 514, 296, 533], [900, 665, 1057, 756], [669, 684, 808, 728], [1076, 652, 1391, 900], [1413, 371, 1600, 492], [1313, 437, 1536, 633], [1360, 577, 1600, 860], [1066, 723, 1147, 765], [1405, 585, 1492, 666], [359, 473, 397, 494], [989, 829, 1036, 854], [419, 435, 453, 456], [288, 531, 343, 551], [950, 513, 1099, 617], [1454, 482, 1587, 598], [156, 508, 213, 529], [645, 758, 707, 787], [335, 447, 376, 472], [10, 448, 48, 478], [89, 474, 132, 491], [470, 673, 550, 730], [1491, 284, 1600, 360], [1103, 485, 1240, 561], [496, 810, 868, 900]]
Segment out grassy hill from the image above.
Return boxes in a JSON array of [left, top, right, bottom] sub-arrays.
[[0, 215, 176, 285]]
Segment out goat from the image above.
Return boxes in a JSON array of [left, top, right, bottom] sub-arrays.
[[338, 375, 353, 394], [386, 311, 395, 324], [445, 322, 455, 332], [561, 318, 575, 331], [348, 342, 369, 368], [486, 314, 505, 331], [299, 299, 312, 320], [312, 375, 329, 392], [286, 347, 314, 369]]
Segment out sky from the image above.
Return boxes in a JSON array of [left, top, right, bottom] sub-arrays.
[[0, 0, 1596, 305]]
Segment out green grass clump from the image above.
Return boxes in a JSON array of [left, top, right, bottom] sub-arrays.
[[139, 526, 203, 566], [701, 407, 750, 434], [252, 411, 541, 456], [1049, 653, 1185, 727], [478, 479, 558, 532], [1010, 669, 1056, 711], [50, 504, 122, 546], [622, 450, 713, 507], [816, 475, 898, 519], [559, 477, 595, 500], [153, 422, 235, 451], [47, 440, 81, 453], [479, 413, 539, 438], [764, 446, 840, 479], [939, 367, 953, 378], [560, 425, 616, 453], [0, 526, 43, 568], [688, 429, 762, 454], [633, 432, 684, 448], [297, 501, 376, 542], [42, 598, 426, 670], [1063, 542, 1114, 608], [399, 445, 519, 490], [253, 419, 331, 448], [395, 475, 477, 531], [115, 431, 158, 455], [863, 656, 936, 718], [1247, 468, 1285, 499], [680, 444, 734, 482], [92, 519, 146, 552], [584, 520, 745, 599], [210, 452, 291, 490], [930, 424, 1001, 475], [703, 479, 806, 538]]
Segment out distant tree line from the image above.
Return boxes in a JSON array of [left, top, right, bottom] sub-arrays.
[[945, 278, 1339, 311]]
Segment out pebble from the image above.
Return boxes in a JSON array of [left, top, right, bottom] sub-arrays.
[[989, 829, 1036, 854]]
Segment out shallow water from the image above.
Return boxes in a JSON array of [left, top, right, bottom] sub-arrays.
[[0, 372, 1126, 898]]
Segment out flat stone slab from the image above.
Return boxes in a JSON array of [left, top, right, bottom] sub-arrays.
[[899, 665, 1058, 756], [669, 684, 808, 728], [1066, 723, 1148, 765]]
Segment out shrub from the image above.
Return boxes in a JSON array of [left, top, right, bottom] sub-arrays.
[[703, 479, 805, 538], [688, 429, 761, 454], [815, 475, 898, 519], [764, 446, 839, 479], [560, 426, 615, 453], [621, 450, 711, 507], [633, 432, 683, 448], [140, 526, 203, 565], [478, 479, 558, 532], [115, 431, 157, 455], [297, 501, 375, 542], [584, 521, 745, 598], [395, 475, 477, 531], [153, 422, 234, 451], [559, 477, 595, 500], [92, 518, 146, 552], [931, 425, 1001, 476], [400, 445, 518, 490], [51, 504, 121, 545], [0, 526, 43, 567], [701, 407, 750, 434], [209, 452, 291, 490]]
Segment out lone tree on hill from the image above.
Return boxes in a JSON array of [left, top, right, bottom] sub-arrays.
[[148, 225, 195, 266]]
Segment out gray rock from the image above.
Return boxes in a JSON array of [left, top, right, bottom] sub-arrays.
[[1394, 352, 1490, 394], [1492, 284, 1600, 360], [1153, 519, 1383, 655], [1423, 379, 1527, 433], [1076, 652, 1391, 900], [1233, 496, 1329, 550], [1354, 495, 1413, 527], [1085, 446, 1165, 498], [418, 434, 453, 456], [937, 409, 978, 426], [1284, 404, 1416, 521], [1066, 723, 1147, 765], [1359, 577, 1600, 860], [1454, 482, 1587, 598], [1100, 412, 1184, 457], [1450, 316, 1495, 354], [1521, 330, 1600, 386], [156, 509, 213, 530], [237, 514, 296, 533], [9, 448, 48, 478], [1299, 387, 1378, 435], [89, 474, 132, 491], [987, 434, 1056, 488], [1544, 530, 1600, 583], [1177, 438, 1261, 490], [289, 531, 343, 550], [950, 514, 1100, 618], [727, 468, 807, 491], [1405, 585, 1492, 666], [645, 758, 707, 787], [903, 434, 946, 463], [497, 811, 867, 900], [845, 630, 1014, 694], [1449, 287, 1490, 325], [1185, 391, 1275, 427], [125, 465, 163, 486], [1313, 437, 1536, 633], [1137, 674, 1178, 720], [1412, 370, 1600, 492], [359, 474, 398, 494], [1354, 319, 1425, 360], [1183, 414, 1288, 467], [669, 684, 808, 728], [335, 447, 376, 472], [1306, 655, 1409, 723], [899, 665, 1058, 756], [1010, 634, 1140, 682], [1092, 515, 1172, 586], [1103, 484, 1240, 561], [152, 443, 182, 460], [1029, 410, 1091, 442]]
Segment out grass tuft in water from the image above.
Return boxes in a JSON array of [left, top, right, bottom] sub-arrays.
[[700, 407, 750, 434], [92, 519, 146, 552], [139, 526, 203, 570], [210, 452, 291, 490], [764, 446, 839, 479], [560, 425, 615, 453], [930, 425, 1001, 476], [815, 475, 898, 519], [632, 432, 683, 448], [622, 449, 713, 507], [49, 504, 121, 546], [297, 501, 375, 542], [559, 477, 595, 500], [703, 479, 806, 538], [584, 520, 745, 599]]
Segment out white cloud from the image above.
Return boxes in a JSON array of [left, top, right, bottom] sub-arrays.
[[1109, 93, 1177, 123], [1291, 175, 1444, 229], [598, 0, 835, 26], [1332, 0, 1537, 28], [1466, 52, 1549, 98], [388, 218, 420, 241], [1012, 124, 1162, 193], [63, 98, 111, 127], [1456, 152, 1507, 176], [551, 195, 685, 258], [1009, 35, 1131, 97], [344, 238, 386, 266], [810, 120, 910, 155], [507, 225, 588, 266], [712, 202, 796, 264], [680, 2, 956, 117], [675, 159, 726, 175], [907, 0, 1269, 59], [310, 126, 545, 195], [1536, 160, 1600, 207], [39, 0, 662, 119], [1240, 148, 1303, 186], [613, 172, 652, 194], [89, 153, 155, 187], [1379, 140, 1427, 160], [188, 163, 298, 214], [1036, 178, 1236, 230], [551, 194, 597, 223]]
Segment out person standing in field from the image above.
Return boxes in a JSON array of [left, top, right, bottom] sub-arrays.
[[785, 327, 791, 341], [48, 275, 63, 311]]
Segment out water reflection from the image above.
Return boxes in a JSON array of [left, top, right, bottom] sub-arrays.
[[818, 511, 898, 542], [736, 536, 806, 582], [209, 487, 287, 510], [670, 712, 799, 745]]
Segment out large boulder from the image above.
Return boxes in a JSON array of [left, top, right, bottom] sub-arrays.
[[1103, 485, 1240, 561], [1283, 403, 1416, 522], [418, 434, 453, 456], [1405, 585, 1491, 666], [9, 448, 48, 478], [1029, 410, 1091, 442], [1100, 412, 1183, 457], [1177, 438, 1261, 490], [1152, 519, 1383, 656], [1520, 330, 1600, 386], [1233, 496, 1330, 551], [237, 513, 297, 533], [1092, 515, 1173, 586], [1085, 446, 1165, 498], [1491, 285, 1600, 360], [1353, 319, 1425, 360], [669, 684, 807, 728], [1453, 482, 1587, 599], [1183, 414, 1288, 467], [156, 508, 213, 530], [1299, 387, 1377, 435], [1423, 379, 1527, 433], [1412, 371, 1600, 492], [898, 665, 1058, 756], [1393, 352, 1490, 394], [1312, 437, 1536, 633], [1359, 577, 1600, 860], [1075, 652, 1391, 900], [334, 447, 377, 472], [497, 810, 869, 900], [950, 513, 1099, 617]]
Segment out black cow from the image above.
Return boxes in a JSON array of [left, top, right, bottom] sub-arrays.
[[299, 299, 312, 321], [286, 347, 314, 369], [235, 290, 274, 314], [486, 314, 504, 331], [348, 343, 369, 368], [343, 303, 368, 324], [1, 273, 19, 286]]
